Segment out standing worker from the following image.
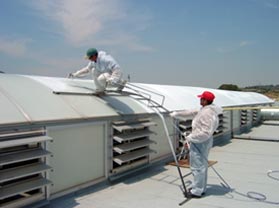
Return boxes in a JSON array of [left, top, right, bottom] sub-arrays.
[[68, 48, 124, 93], [170, 91, 222, 198]]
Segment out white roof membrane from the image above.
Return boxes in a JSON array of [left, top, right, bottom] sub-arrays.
[[0, 74, 274, 126]]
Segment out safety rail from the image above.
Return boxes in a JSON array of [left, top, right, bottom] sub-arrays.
[[125, 82, 166, 108]]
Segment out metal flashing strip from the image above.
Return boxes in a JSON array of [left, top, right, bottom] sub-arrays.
[[233, 135, 279, 142], [0, 129, 45, 139], [223, 106, 278, 111], [53, 91, 97, 96], [0, 85, 32, 122]]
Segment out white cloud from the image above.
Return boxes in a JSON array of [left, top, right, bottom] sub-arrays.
[[217, 40, 254, 53], [249, 0, 279, 9], [239, 41, 253, 47], [97, 32, 154, 52], [265, 0, 279, 9], [35, 56, 84, 77], [27, 0, 152, 51], [217, 47, 228, 53], [0, 37, 30, 57]]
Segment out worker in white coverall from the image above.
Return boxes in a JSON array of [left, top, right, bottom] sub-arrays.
[[170, 91, 222, 198], [68, 48, 124, 93]]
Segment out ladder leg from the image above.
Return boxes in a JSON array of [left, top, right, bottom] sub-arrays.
[[154, 109, 189, 198]]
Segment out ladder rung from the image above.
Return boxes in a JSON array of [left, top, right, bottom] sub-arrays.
[[136, 97, 149, 101]]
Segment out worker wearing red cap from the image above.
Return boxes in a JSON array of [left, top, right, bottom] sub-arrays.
[[170, 91, 222, 198]]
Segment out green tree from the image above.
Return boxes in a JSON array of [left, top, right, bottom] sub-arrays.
[[218, 84, 241, 91]]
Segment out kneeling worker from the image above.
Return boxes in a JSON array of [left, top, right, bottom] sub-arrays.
[[69, 48, 124, 93]]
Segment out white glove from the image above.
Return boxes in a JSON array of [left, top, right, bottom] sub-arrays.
[[183, 131, 191, 137], [183, 132, 192, 141], [170, 111, 179, 118], [183, 139, 190, 149], [107, 78, 118, 85], [182, 133, 191, 148], [68, 73, 74, 78]]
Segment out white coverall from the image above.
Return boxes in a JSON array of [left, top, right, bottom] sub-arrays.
[[72, 51, 123, 92], [171, 104, 223, 196]]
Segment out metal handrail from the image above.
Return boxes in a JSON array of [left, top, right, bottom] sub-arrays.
[[126, 83, 166, 107]]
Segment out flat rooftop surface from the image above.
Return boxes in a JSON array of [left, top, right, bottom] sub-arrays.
[[234, 121, 279, 141], [46, 133, 279, 208]]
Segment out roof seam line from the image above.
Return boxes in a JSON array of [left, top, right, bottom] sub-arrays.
[[0, 85, 32, 122]]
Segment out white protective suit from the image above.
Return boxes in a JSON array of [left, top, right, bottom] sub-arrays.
[[171, 104, 223, 196], [72, 51, 123, 92]]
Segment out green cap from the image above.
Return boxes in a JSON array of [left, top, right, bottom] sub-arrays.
[[85, 48, 98, 59]]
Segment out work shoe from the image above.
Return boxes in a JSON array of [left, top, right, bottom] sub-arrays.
[[188, 193, 202, 199], [188, 188, 205, 198], [116, 80, 127, 92]]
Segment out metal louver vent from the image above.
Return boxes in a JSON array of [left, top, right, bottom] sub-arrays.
[[241, 110, 248, 125], [0, 127, 52, 208], [111, 118, 156, 175], [177, 113, 228, 141], [252, 109, 260, 123], [214, 113, 228, 135]]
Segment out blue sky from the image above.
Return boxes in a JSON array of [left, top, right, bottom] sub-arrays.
[[0, 0, 278, 88]]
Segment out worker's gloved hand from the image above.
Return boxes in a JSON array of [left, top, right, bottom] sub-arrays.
[[183, 139, 190, 149], [182, 133, 191, 148], [107, 78, 118, 86], [183, 132, 191, 141], [68, 73, 74, 78], [183, 131, 190, 137], [170, 111, 178, 118]]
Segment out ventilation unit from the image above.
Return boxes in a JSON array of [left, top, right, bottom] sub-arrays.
[[177, 119, 192, 148], [110, 118, 156, 175], [240, 110, 248, 126], [177, 113, 226, 139], [252, 109, 260, 124], [0, 127, 52, 208], [214, 113, 228, 136]]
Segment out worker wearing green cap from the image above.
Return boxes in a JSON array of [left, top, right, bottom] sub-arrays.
[[69, 48, 124, 93]]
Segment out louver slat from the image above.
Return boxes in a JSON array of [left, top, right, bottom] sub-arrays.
[[113, 140, 154, 154], [113, 148, 153, 165], [112, 121, 157, 132], [0, 136, 52, 148], [178, 124, 192, 130], [113, 129, 154, 143], [0, 163, 51, 183], [0, 149, 51, 166], [0, 177, 51, 200]]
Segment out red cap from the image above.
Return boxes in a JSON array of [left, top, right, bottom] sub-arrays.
[[197, 91, 215, 101]]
